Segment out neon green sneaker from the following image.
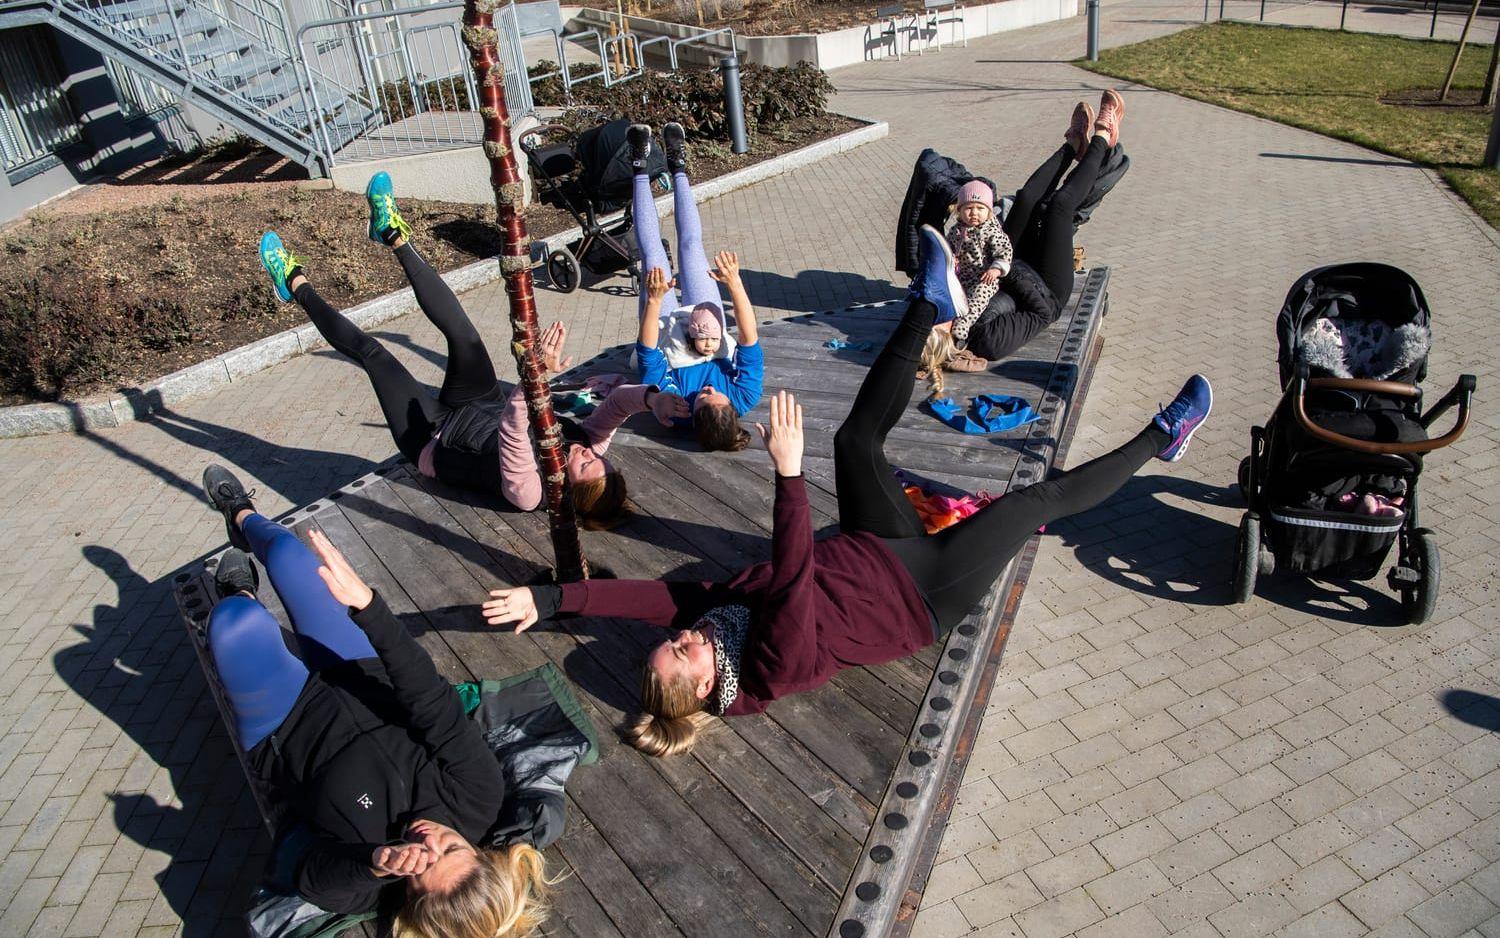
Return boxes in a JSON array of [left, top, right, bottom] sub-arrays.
[[259, 231, 302, 302], [366, 172, 412, 246]]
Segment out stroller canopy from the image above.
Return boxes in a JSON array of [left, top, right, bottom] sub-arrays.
[[1276, 263, 1431, 388], [577, 119, 666, 214]]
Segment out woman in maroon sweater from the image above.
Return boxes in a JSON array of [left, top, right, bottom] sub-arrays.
[[483, 226, 1213, 756]]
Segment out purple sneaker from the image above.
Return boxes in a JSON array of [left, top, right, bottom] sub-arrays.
[[1154, 374, 1212, 462]]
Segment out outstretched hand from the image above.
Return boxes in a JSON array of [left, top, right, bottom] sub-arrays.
[[540, 321, 574, 375], [483, 586, 539, 633], [650, 389, 690, 426], [645, 267, 674, 303], [708, 251, 741, 286], [755, 390, 804, 477], [310, 528, 374, 611]]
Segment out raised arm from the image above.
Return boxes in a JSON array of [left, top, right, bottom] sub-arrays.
[[745, 392, 820, 688], [483, 579, 716, 632], [710, 251, 757, 347], [310, 532, 504, 802], [498, 322, 578, 512], [638, 267, 673, 350]]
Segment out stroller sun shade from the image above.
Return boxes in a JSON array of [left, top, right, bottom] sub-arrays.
[[576, 119, 667, 214], [1275, 262, 1431, 389]]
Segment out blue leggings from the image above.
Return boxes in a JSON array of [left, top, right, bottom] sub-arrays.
[[207, 514, 377, 749], [632, 170, 719, 316]]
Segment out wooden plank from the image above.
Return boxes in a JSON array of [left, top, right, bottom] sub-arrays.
[[399, 467, 849, 936]]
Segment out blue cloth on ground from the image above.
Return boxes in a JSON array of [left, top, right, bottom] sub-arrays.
[[824, 339, 874, 352], [927, 394, 1041, 434]]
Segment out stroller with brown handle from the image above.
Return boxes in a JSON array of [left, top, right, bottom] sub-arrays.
[[1234, 263, 1476, 624]]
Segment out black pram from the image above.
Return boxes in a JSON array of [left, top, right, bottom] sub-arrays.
[[520, 118, 667, 294], [1233, 263, 1476, 623]]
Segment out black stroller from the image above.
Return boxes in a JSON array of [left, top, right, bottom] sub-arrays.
[[520, 118, 667, 294], [1234, 263, 1476, 624]]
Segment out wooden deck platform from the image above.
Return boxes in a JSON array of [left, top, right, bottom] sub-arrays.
[[172, 269, 1110, 938]]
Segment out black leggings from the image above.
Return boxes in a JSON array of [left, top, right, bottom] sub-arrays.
[[1004, 137, 1110, 307], [296, 244, 500, 461], [834, 298, 1166, 632]]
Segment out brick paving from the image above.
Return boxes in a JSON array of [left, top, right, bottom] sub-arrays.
[[1, 1, 1498, 935]]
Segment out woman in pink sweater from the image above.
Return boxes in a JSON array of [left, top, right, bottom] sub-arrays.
[[259, 174, 689, 525], [482, 228, 1214, 756]]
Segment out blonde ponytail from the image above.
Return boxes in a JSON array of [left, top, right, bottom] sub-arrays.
[[394, 843, 552, 938], [920, 329, 956, 397], [626, 665, 709, 758]]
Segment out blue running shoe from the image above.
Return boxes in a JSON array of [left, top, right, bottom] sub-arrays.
[[366, 171, 412, 245], [259, 231, 302, 302], [1154, 374, 1213, 462], [910, 224, 968, 326]]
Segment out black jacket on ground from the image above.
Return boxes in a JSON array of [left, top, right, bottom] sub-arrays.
[[894, 146, 1131, 276], [895, 149, 996, 275], [248, 593, 507, 914], [964, 259, 1064, 362]]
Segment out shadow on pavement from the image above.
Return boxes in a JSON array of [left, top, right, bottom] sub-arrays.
[[1439, 689, 1500, 733], [55, 545, 266, 937], [1052, 474, 1240, 606]]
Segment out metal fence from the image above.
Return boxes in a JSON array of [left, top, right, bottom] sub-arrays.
[[294, 0, 535, 169]]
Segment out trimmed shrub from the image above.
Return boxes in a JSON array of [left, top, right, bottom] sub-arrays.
[[0, 273, 199, 401], [526, 61, 833, 142]]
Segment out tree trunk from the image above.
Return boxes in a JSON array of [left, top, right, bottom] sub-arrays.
[[1440, 0, 1484, 101], [460, 1, 589, 582], [1482, 20, 1500, 107]]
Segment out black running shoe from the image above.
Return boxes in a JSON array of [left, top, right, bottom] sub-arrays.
[[663, 122, 688, 174], [213, 549, 260, 600], [203, 464, 255, 551], [627, 123, 653, 172]]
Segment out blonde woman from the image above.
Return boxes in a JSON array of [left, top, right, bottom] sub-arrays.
[[201, 466, 550, 934], [483, 228, 1212, 757]]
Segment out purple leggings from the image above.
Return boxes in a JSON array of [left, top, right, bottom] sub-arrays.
[[207, 515, 377, 749], [632, 170, 720, 316]]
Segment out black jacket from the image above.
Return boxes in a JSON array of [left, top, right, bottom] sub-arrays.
[[895, 149, 995, 275], [249, 593, 507, 914], [964, 259, 1062, 362], [894, 146, 1131, 276]]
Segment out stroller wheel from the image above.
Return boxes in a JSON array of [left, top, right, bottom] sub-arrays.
[[547, 248, 581, 294], [1398, 528, 1440, 625], [1232, 512, 1260, 604], [1237, 457, 1252, 503]]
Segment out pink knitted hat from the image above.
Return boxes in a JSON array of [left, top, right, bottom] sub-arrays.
[[686, 303, 723, 339], [956, 180, 995, 209]]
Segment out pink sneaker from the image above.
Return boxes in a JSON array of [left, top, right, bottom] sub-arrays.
[[1094, 88, 1125, 149], [1066, 101, 1095, 160]]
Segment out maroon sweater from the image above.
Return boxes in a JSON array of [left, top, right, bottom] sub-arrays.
[[547, 475, 934, 715]]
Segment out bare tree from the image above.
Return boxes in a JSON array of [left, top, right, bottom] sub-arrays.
[[461, 1, 589, 581]]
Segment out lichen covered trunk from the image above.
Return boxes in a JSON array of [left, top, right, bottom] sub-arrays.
[[461, 2, 588, 581]]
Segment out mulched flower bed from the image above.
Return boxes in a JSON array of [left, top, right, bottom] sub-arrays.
[[0, 111, 862, 406]]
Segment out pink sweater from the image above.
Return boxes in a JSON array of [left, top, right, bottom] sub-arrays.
[[417, 383, 650, 511]]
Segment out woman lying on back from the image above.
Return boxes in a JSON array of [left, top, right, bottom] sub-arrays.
[[482, 228, 1213, 757]]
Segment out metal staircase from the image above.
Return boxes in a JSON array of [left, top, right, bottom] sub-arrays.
[[0, 0, 376, 173]]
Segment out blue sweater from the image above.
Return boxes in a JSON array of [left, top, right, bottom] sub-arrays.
[[636, 340, 764, 423]]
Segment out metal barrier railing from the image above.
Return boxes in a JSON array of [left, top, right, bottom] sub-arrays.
[[294, 0, 531, 169]]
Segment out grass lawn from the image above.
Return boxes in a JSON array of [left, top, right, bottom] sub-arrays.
[[1078, 21, 1500, 229]]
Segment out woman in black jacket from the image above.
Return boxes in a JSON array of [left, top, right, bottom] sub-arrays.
[[200, 465, 548, 936], [920, 92, 1129, 384]]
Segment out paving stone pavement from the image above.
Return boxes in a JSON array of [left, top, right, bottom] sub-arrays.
[[1, 1, 1498, 935]]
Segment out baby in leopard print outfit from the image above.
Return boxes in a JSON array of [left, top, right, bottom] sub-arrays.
[[945, 180, 1013, 348]]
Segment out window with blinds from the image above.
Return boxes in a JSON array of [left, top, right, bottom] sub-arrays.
[[0, 27, 81, 171]]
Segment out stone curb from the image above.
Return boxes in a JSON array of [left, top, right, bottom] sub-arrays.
[[0, 118, 888, 440]]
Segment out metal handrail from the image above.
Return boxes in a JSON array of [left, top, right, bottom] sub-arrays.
[[666, 25, 737, 69]]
